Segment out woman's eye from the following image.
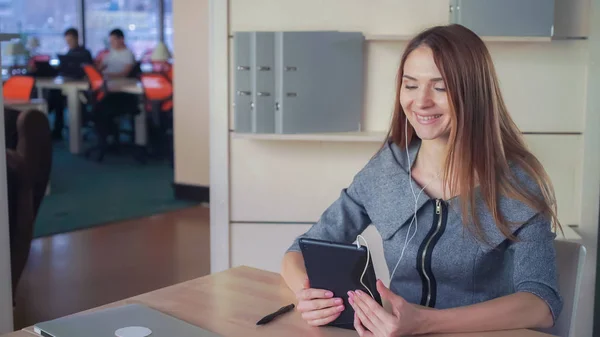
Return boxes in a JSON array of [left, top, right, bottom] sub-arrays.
[[434, 87, 446, 92], [404, 85, 417, 90]]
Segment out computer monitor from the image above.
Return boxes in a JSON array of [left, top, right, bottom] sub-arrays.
[[31, 60, 58, 77]]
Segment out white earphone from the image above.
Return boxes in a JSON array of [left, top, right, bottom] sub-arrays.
[[355, 234, 375, 299], [390, 120, 436, 278], [356, 119, 438, 293]]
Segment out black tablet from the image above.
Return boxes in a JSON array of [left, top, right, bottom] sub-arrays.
[[299, 237, 382, 330]]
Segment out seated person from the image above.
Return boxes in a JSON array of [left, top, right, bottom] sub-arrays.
[[99, 28, 136, 79], [281, 24, 562, 335], [45, 27, 93, 139]]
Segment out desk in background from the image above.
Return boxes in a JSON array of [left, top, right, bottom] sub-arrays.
[[9, 266, 556, 337], [4, 98, 48, 115], [35, 77, 144, 155]]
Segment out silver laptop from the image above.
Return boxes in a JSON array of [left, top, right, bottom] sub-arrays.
[[34, 303, 221, 337]]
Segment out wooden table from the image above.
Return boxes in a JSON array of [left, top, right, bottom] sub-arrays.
[[35, 77, 144, 154], [12, 266, 555, 337], [2, 331, 35, 337]]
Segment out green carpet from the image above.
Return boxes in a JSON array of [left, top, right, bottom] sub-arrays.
[[34, 142, 198, 238]]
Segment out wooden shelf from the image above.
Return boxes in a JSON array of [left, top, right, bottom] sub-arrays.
[[558, 225, 583, 242], [231, 131, 387, 142], [365, 34, 552, 42]]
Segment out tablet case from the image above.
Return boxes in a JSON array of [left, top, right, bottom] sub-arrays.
[[299, 237, 381, 330]]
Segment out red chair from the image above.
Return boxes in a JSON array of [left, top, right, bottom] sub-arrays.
[[82, 64, 144, 163], [31, 55, 51, 62], [94, 49, 110, 67], [140, 73, 173, 163], [82, 64, 107, 104], [166, 66, 173, 82], [3, 76, 35, 100], [141, 48, 153, 63], [151, 61, 171, 73], [81, 64, 109, 161]]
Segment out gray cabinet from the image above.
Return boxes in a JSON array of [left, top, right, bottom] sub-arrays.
[[233, 31, 365, 134], [450, 0, 590, 38]]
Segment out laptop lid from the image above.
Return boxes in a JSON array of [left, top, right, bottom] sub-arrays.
[[31, 61, 58, 77], [33, 303, 222, 337], [57, 54, 88, 79]]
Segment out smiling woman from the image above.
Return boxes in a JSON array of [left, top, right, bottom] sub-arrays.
[[281, 24, 563, 337]]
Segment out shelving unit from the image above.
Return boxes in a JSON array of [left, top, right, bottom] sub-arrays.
[[365, 34, 553, 42], [231, 130, 387, 142]]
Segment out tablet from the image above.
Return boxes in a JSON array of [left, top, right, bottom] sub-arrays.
[[299, 237, 382, 330]]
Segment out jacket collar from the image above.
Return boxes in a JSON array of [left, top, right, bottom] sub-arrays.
[[371, 139, 433, 239], [374, 139, 539, 246]]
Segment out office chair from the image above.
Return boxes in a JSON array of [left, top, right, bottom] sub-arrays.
[[94, 48, 110, 68], [140, 73, 173, 164], [5, 107, 52, 299], [166, 66, 173, 82], [3, 75, 35, 100], [31, 55, 51, 62], [540, 240, 586, 337], [82, 64, 144, 163]]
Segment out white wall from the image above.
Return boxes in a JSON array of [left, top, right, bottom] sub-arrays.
[[211, 0, 600, 336], [578, 0, 600, 335], [0, 35, 14, 333], [173, 0, 210, 187]]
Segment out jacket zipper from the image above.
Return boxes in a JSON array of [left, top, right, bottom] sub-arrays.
[[417, 198, 447, 308]]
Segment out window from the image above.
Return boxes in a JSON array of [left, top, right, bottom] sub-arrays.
[[163, 0, 172, 54], [85, 0, 160, 60], [0, 0, 80, 65]]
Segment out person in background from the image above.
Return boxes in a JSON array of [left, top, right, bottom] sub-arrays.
[[99, 29, 136, 78], [47, 28, 93, 140], [64, 27, 93, 63]]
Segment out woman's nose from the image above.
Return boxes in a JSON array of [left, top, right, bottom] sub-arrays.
[[415, 88, 433, 109]]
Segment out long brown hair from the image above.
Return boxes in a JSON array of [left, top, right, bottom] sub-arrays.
[[386, 24, 561, 243]]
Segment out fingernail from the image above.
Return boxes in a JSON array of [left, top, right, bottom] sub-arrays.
[[348, 297, 354, 305], [355, 290, 363, 296], [347, 291, 353, 298], [337, 305, 344, 311], [325, 291, 333, 297], [334, 298, 343, 305]]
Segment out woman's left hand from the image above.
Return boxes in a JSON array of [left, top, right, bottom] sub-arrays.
[[348, 280, 425, 337]]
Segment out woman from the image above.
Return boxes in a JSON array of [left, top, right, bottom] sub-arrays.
[[280, 24, 562, 336]]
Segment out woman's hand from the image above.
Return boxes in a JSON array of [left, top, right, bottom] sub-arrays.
[[295, 278, 345, 326], [349, 280, 425, 336]]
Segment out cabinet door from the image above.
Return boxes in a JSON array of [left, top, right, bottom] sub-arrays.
[[275, 31, 364, 134], [452, 0, 554, 37], [233, 32, 253, 133]]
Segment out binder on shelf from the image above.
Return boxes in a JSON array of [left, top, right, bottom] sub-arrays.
[[233, 31, 365, 134], [233, 32, 253, 133]]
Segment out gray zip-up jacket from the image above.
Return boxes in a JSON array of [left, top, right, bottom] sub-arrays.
[[287, 139, 562, 323]]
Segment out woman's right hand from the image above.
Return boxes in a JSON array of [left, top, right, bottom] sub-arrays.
[[295, 278, 345, 326]]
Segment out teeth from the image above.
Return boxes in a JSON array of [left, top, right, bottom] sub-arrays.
[[416, 114, 441, 121]]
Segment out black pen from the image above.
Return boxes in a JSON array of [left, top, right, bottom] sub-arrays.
[[256, 303, 295, 325]]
